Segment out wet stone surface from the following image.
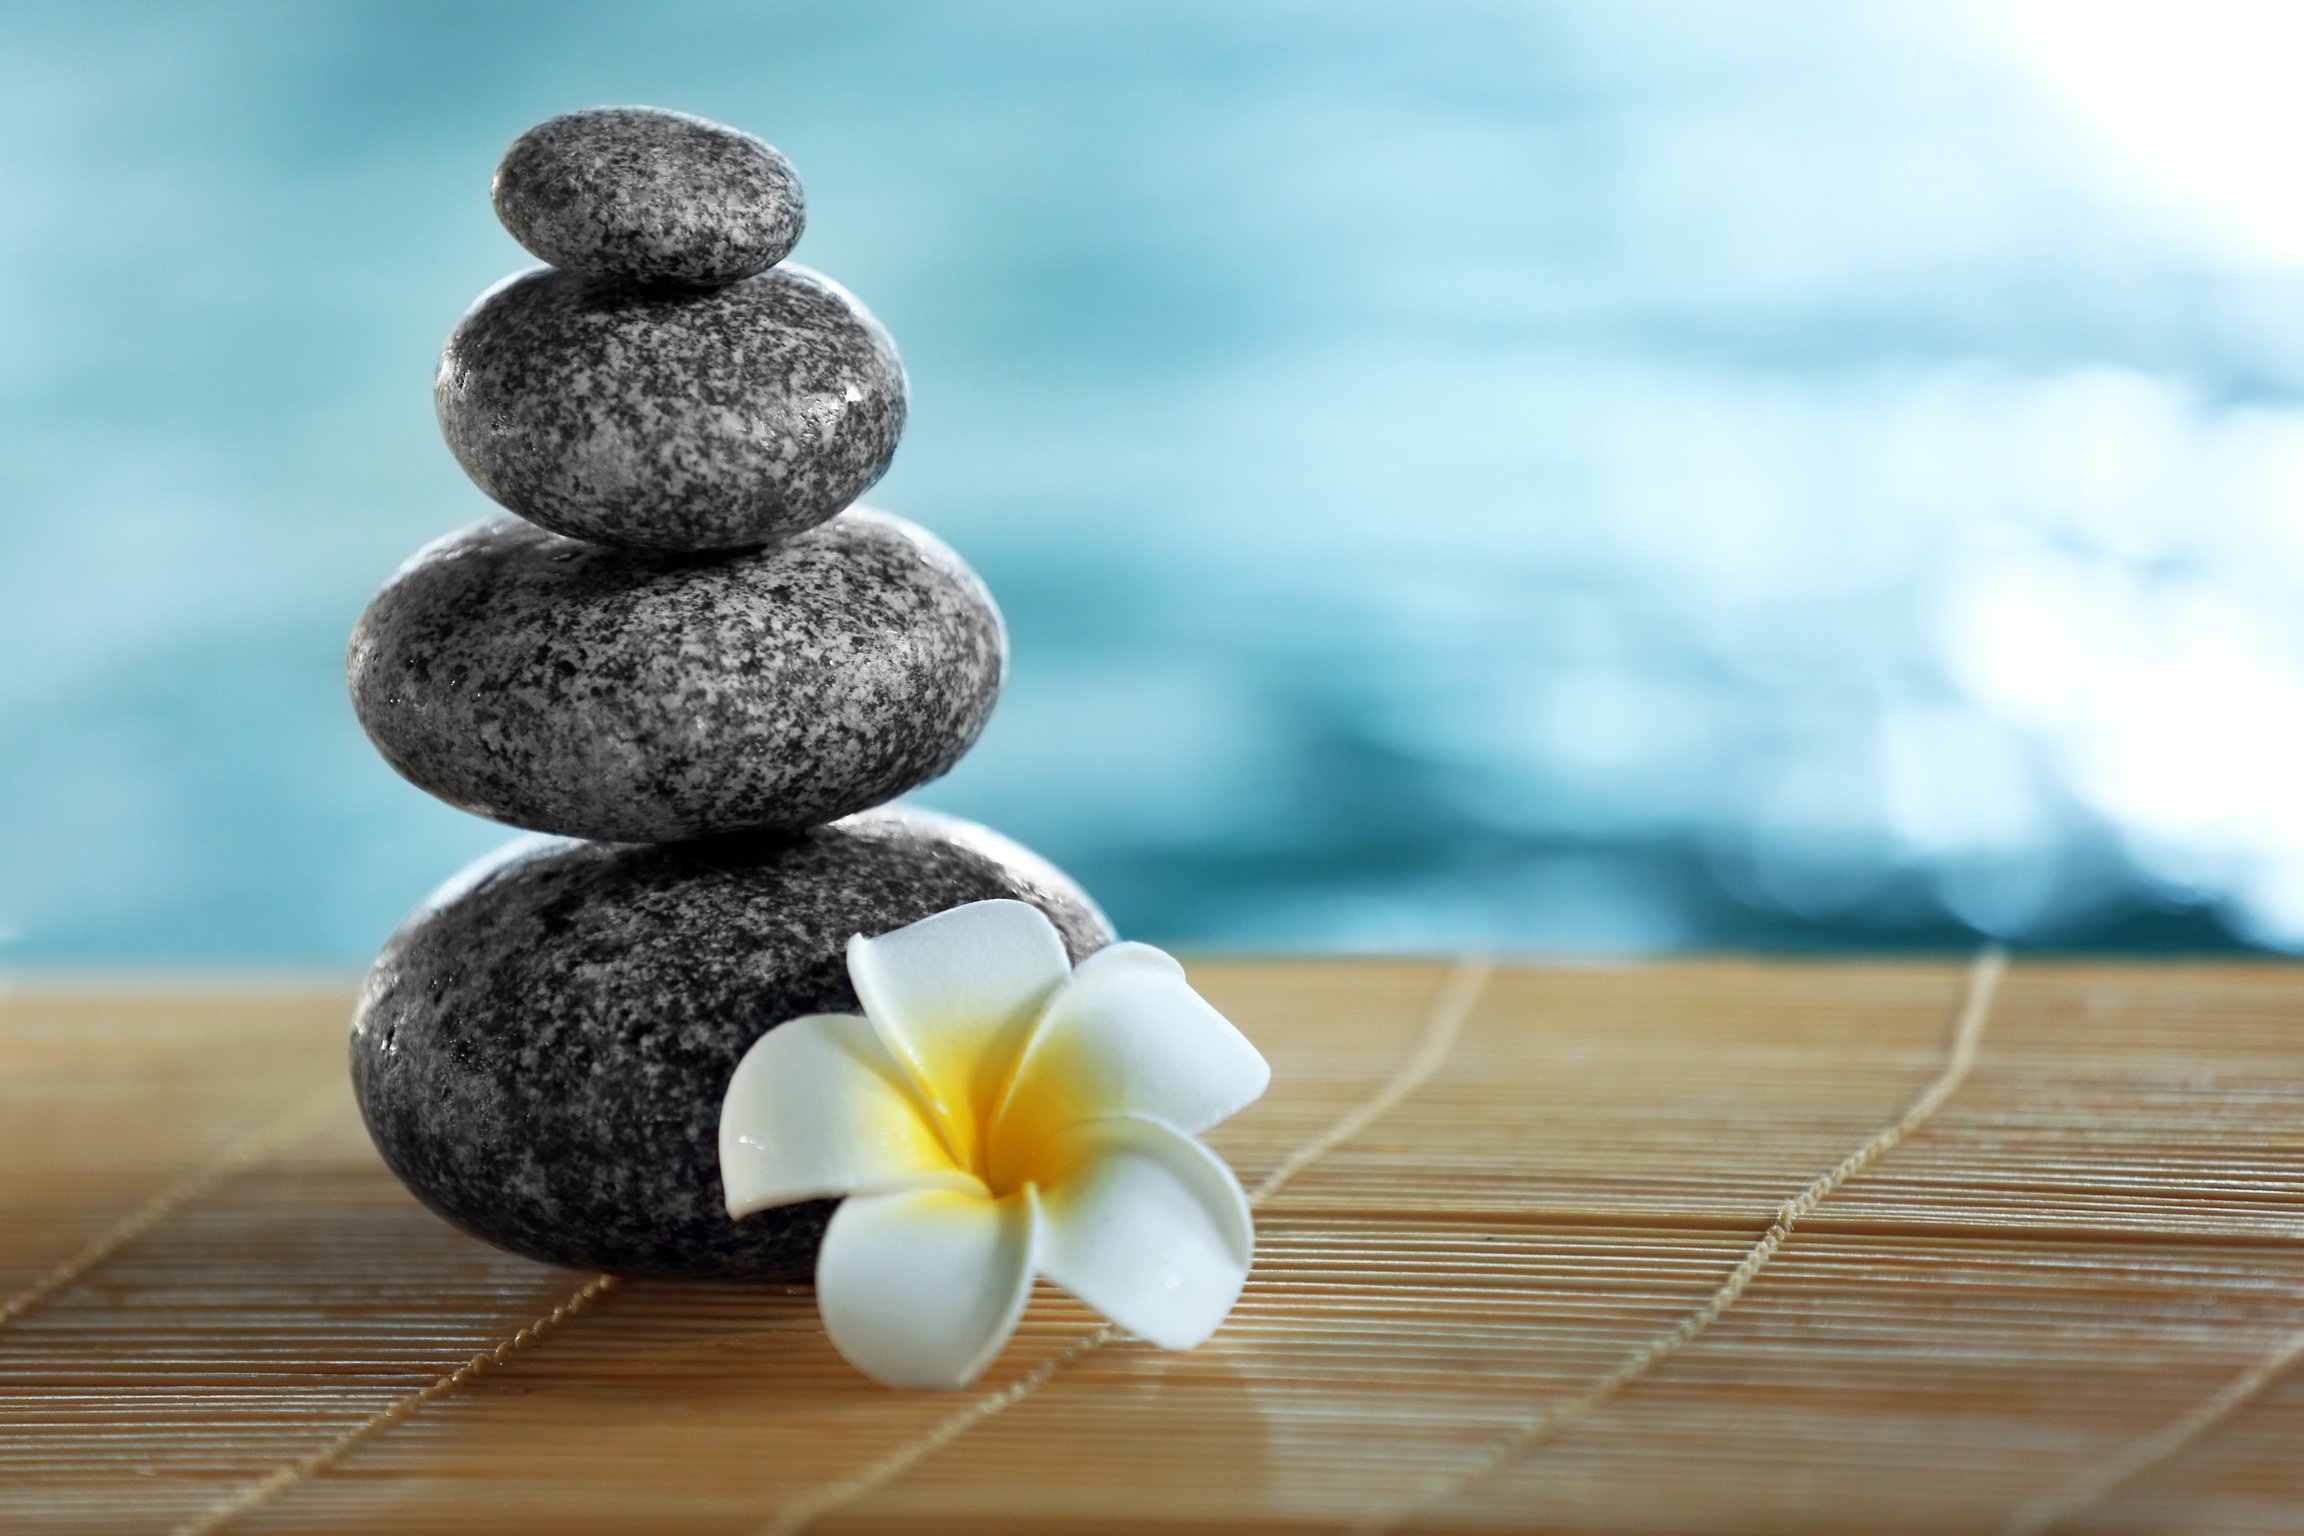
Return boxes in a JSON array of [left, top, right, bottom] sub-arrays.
[[492, 105, 805, 287], [347, 509, 1006, 843], [349, 807, 1114, 1279], [436, 263, 905, 551]]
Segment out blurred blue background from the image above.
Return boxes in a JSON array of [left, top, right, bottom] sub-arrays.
[[6, 0, 2304, 962]]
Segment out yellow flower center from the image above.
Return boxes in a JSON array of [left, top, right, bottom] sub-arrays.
[[904, 1041, 1075, 1200]]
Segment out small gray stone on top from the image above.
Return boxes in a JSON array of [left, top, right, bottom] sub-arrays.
[[436, 264, 905, 551], [350, 807, 1115, 1279], [347, 508, 1005, 843], [493, 106, 805, 286]]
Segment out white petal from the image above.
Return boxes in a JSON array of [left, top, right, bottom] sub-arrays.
[[1028, 1115, 1253, 1351], [990, 943, 1269, 1179], [816, 1186, 1040, 1389], [848, 899, 1075, 1157], [719, 1013, 978, 1217]]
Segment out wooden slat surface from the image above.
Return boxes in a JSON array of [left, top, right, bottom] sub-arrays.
[[2, 958, 2302, 1534]]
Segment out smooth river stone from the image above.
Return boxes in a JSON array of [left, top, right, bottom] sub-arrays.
[[348, 508, 1004, 843], [350, 808, 1113, 1278], [436, 263, 904, 551], [493, 106, 805, 287]]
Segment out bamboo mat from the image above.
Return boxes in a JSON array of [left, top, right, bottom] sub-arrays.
[[3, 957, 2303, 1535]]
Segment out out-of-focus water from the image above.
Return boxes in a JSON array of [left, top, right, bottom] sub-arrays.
[[5, 0, 2304, 961]]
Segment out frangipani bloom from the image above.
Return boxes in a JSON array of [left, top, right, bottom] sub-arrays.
[[719, 899, 1271, 1389]]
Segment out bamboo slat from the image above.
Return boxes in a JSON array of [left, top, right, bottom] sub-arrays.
[[2, 957, 2301, 1534]]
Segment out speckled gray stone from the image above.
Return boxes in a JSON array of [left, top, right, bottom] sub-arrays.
[[493, 106, 804, 286], [437, 264, 905, 551], [348, 508, 1004, 843], [350, 807, 1113, 1278]]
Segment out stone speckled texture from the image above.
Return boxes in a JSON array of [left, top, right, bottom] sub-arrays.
[[349, 808, 1113, 1278], [348, 508, 1005, 843], [436, 264, 905, 551], [493, 106, 805, 287]]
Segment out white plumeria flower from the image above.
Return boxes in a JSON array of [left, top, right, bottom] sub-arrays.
[[718, 899, 1271, 1390]]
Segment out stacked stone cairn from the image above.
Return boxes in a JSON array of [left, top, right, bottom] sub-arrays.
[[348, 107, 1111, 1278]]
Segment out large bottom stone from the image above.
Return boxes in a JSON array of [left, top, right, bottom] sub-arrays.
[[351, 807, 1111, 1278]]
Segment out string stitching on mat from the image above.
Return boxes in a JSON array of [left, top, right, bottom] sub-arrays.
[[0, 1078, 341, 1333], [2004, 1321, 2304, 1536], [754, 955, 1498, 1536], [1355, 944, 2008, 1535], [169, 1272, 621, 1536]]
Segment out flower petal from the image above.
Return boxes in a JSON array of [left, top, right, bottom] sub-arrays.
[[990, 943, 1269, 1180], [720, 1013, 978, 1217], [1027, 1115, 1254, 1351], [848, 898, 1075, 1162], [816, 1186, 1040, 1389]]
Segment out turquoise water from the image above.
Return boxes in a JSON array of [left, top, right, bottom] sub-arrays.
[[5, 1, 2301, 960]]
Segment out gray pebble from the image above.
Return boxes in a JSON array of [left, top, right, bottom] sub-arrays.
[[348, 509, 1004, 843], [350, 807, 1114, 1278], [437, 264, 905, 551], [493, 106, 805, 286]]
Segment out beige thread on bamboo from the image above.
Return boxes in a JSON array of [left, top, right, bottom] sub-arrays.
[[754, 955, 1498, 1536], [0, 1079, 341, 1333], [169, 1271, 621, 1536], [1356, 945, 2008, 1535], [2005, 1319, 2304, 1535]]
